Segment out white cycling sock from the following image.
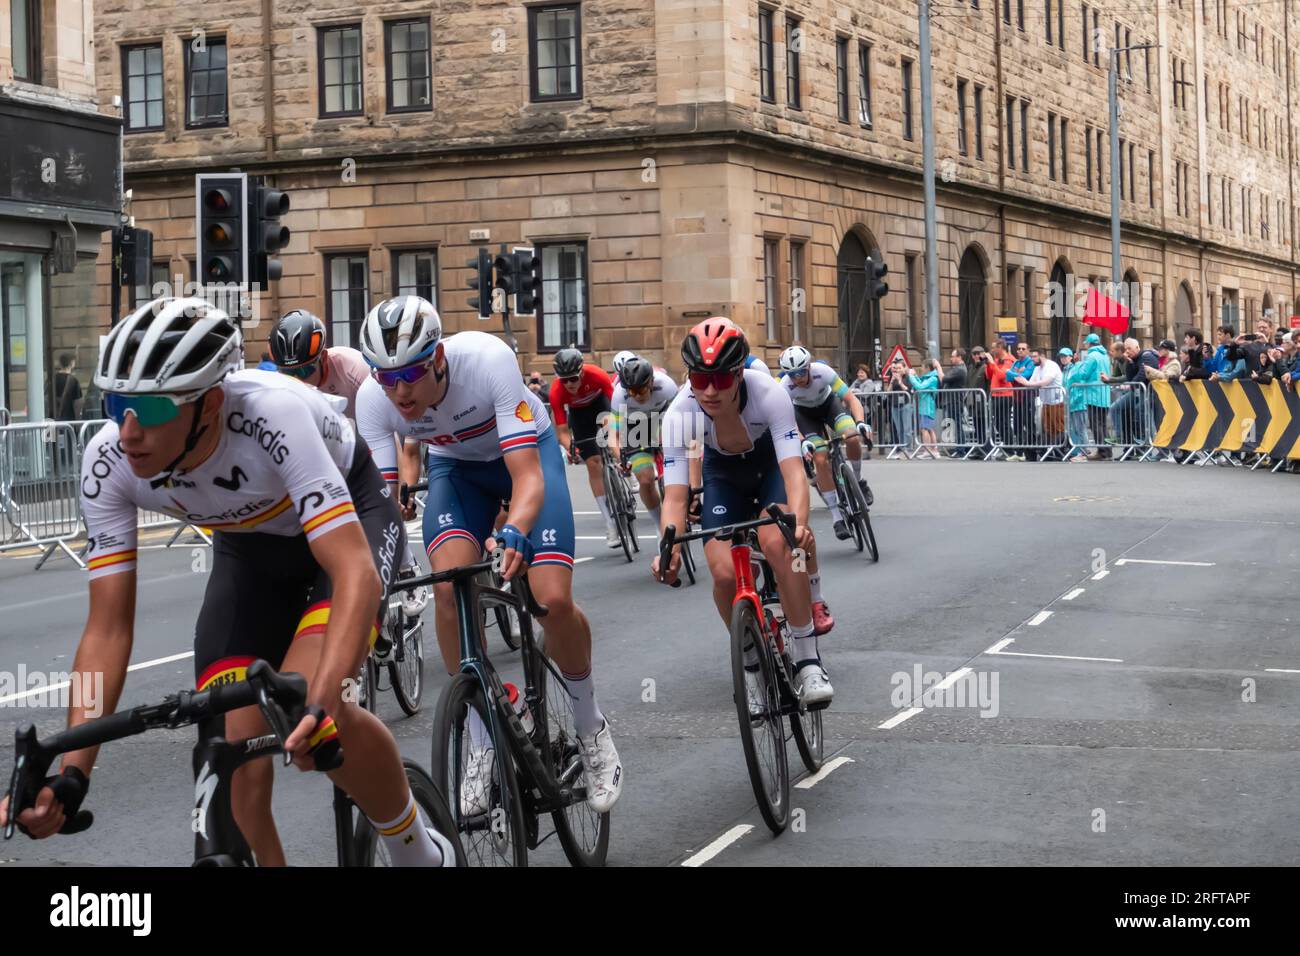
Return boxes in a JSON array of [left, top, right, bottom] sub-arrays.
[[824, 489, 843, 523], [562, 666, 605, 738], [466, 705, 493, 752], [789, 620, 818, 664], [369, 792, 444, 867], [595, 495, 613, 527], [809, 573, 823, 604]]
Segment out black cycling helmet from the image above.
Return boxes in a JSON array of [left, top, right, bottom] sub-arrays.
[[553, 347, 584, 377], [618, 357, 654, 390], [269, 310, 326, 368]]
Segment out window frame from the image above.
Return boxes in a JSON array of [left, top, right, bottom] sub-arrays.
[[957, 78, 969, 156], [183, 35, 229, 130], [758, 7, 776, 104], [835, 36, 850, 123], [384, 17, 433, 114], [318, 23, 366, 118], [784, 16, 802, 110], [323, 252, 372, 349], [901, 58, 914, 140], [536, 241, 590, 352], [528, 4, 584, 103], [857, 41, 872, 128], [122, 43, 166, 133], [390, 248, 440, 309], [10, 0, 41, 84]]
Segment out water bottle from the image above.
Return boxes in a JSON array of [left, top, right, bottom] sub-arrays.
[[504, 682, 535, 736]]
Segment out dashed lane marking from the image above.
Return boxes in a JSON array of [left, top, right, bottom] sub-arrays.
[[1062, 588, 1085, 601], [680, 825, 754, 867], [1115, 558, 1216, 567], [794, 756, 855, 789], [877, 706, 923, 730], [1027, 610, 1053, 626]]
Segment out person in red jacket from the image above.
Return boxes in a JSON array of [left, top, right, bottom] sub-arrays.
[[550, 348, 620, 547], [984, 339, 1015, 456]]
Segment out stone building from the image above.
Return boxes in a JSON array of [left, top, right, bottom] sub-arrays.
[[84, 0, 1300, 379], [1, 0, 120, 421]]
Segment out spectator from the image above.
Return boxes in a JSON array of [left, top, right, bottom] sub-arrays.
[[944, 350, 968, 390], [1211, 341, 1248, 382], [1179, 344, 1208, 381], [940, 349, 970, 454], [984, 339, 1015, 457], [1256, 317, 1276, 346], [1074, 332, 1112, 459], [1006, 341, 1037, 460], [1025, 347, 1065, 457], [967, 346, 990, 455], [1205, 325, 1235, 375], [907, 358, 942, 455], [1241, 333, 1273, 384], [53, 352, 83, 421], [1060, 348, 1089, 462], [1144, 340, 1182, 381], [1273, 333, 1299, 388], [885, 355, 914, 450], [1107, 338, 1155, 447], [848, 363, 878, 400], [1107, 339, 1128, 381]]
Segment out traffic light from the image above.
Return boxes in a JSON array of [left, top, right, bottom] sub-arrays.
[[512, 247, 541, 317], [467, 247, 493, 319], [868, 255, 889, 300], [196, 173, 247, 287], [493, 247, 516, 300], [249, 178, 290, 285]]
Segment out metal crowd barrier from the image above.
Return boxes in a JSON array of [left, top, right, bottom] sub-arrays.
[[0, 421, 86, 568], [1062, 381, 1153, 462], [983, 387, 1071, 461], [862, 391, 918, 459], [0, 407, 10, 426], [927, 387, 991, 459]]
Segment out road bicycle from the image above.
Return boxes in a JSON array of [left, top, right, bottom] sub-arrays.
[[599, 446, 638, 562], [416, 551, 610, 866], [4, 660, 464, 866], [825, 435, 878, 561], [355, 566, 427, 717], [658, 505, 826, 834]]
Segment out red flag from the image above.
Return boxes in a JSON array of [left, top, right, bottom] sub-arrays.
[[1082, 288, 1130, 335]]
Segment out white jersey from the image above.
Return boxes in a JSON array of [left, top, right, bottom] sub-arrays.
[[780, 360, 849, 407], [356, 330, 551, 481], [81, 371, 359, 580], [745, 355, 771, 375], [660, 368, 803, 487], [610, 370, 678, 421], [317, 346, 371, 421]]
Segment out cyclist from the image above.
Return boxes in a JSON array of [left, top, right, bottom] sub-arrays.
[[548, 348, 620, 548], [778, 346, 873, 541], [744, 353, 772, 375], [270, 308, 427, 615], [0, 298, 454, 867], [354, 296, 622, 814], [651, 318, 833, 705], [606, 356, 678, 534], [611, 349, 637, 379]]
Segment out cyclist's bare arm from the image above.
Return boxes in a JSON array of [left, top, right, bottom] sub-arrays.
[[0, 573, 135, 835], [396, 439, 422, 518], [844, 390, 866, 423], [653, 483, 689, 583], [498, 447, 545, 579], [779, 456, 813, 547], [557, 423, 573, 456]]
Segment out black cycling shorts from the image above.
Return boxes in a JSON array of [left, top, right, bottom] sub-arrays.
[[793, 393, 854, 443], [568, 395, 610, 461], [194, 436, 406, 691]]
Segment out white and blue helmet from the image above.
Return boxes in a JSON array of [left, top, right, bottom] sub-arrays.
[[359, 295, 442, 369]]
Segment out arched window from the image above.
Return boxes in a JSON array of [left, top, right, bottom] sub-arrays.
[[958, 247, 987, 348]]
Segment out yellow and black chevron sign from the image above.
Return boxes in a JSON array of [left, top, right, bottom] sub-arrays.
[[1150, 380, 1300, 457]]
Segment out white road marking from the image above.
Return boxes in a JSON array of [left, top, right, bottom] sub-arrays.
[[1062, 587, 1085, 601], [985, 638, 1016, 654], [681, 824, 754, 867], [0, 571, 197, 612], [573, 556, 595, 565], [1264, 668, 1300, 674], [0, 650, 195, 705], [989, 649, 1123, 663], [877, 706, 923, 730], [1115, 558, 1215, 567], [574, 535, 658, 541], [932, 667, 973, 692], [795, 756, 855, 789], [1091, 569, 1109, 580], [1027, 610, 1053, 626]]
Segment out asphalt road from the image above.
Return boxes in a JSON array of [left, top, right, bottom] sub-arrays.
[[1, 457, 1297, 866]]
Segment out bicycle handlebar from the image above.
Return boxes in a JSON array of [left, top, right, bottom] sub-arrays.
[[658, 505, 796, 587], [395, 557, 550, 619], [4, 660, 337, 841], [399, 481, 428, 506]]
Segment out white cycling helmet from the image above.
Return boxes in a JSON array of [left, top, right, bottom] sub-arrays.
[[95, 297, 243, 395], [612, 350, 637, 375], [359, 295, 442, 369], [779, 345, 812, 375]]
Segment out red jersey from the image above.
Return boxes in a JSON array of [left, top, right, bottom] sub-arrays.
[[548, 364, 614, 426]]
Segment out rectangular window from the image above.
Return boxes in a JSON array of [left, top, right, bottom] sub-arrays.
[[1024, 270, 1035, 331], [1060, 118, 1068, 183], [319, 24, 364, 117], [1057, 0, 1065, 50], [539, 242, 589, 350], [1086, 126, 1093, 190], [385, 18, 432, 113], [1207, 173, 1213, 224], [1149, 151, 1155, 208], [1124, 28, 1132, 81], [789, 241, 805, 342], [1093, 11, 1100, 66], [123, 44, 165, 132], [1045, 0, 1053, 45], [1020, 100, 1029, 171], [530, 5, 582, 101], [974, 85, 984, 159], [1006, 96, 1016, 168], [10, 0, 40, 83], [957, 79, 969, 156], [835, 37, 849, 122], [785, 17, 802, 109], [1004, 0, 1011, 24], [1048, 112, 1057, 180], [185, 37, 228, 128], [1118, 137, 1126, 198], [758, 8, 775, 103], [1144, 47, 1150, 91], [905, 254, 922, 345], [857, 42, 872, 127], [901, 59, 914, 140], [326, 253, 371, 348], [1128, 143, 1135, 202], [1096, 128, 1104, 192], [1081, 5, 1089, 62], [764, 239, 779, 339], [1018, 0, 1025, 31], [392, 249, 438, 305]]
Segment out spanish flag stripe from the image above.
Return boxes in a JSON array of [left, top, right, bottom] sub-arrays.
[[88, 550, 137, 570], [377, 802, 418, 836], [308, 716, 338, 749], [196, 655, 257, 691], [201, 495, 294, 530], [302, 502, 356, 534]]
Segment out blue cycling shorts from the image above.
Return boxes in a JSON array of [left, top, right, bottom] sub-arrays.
[[422, 428, 575, 571], [700, 431, 788, 531]]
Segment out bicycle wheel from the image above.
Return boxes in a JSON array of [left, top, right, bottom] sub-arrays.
[[357, 655, 379, 714], [786, 653, 825, 774], [837, 460, 866, 553], [354, 760, 468, 866], [388, 607, 424, 717], [606, 463, 634, 563], [431, 672, 528, 867], [730, 600, 790, 835], [534, 648, 610, 866], [862, 510, 879, 562]]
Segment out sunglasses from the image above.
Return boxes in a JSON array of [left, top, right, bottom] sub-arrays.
[[374, 361, 435, 390], [688, 369, 739, 391], [560, 375, 581, 384], [103, 392, 196, 428], [279, 362, 318, 380]]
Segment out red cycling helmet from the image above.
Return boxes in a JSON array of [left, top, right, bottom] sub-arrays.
[[681, 317, 749, 372]]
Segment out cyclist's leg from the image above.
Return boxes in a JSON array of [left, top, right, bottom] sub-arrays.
[[829, 400, 864, 477], [628, 448, 661, 523], [699, 450, 750, 625], [194, 531, 311, 867], [422, 455, 498, 673]]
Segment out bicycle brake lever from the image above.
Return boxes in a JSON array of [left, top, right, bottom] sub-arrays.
[[4, 725, 48, 840], [251, 680, 295, 767]]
